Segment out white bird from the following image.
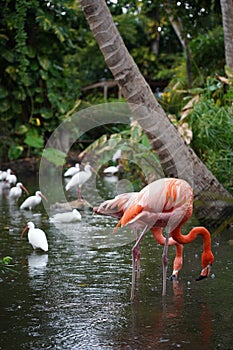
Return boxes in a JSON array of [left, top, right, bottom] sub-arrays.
[[64, 163, 80, 177], [49, 209, 82, 223], [20, 190, 48, 210], [0, 170, 7, 181], [112, 149, 122, 162], [103, 165, 119, 176], [9, 182, 29, 202], [21, 221, 48, 252], [65, 164, 93, 200], [6, 169, 17, 184]]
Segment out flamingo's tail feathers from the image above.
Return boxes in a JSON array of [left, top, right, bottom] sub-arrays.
[[112, 204, 143, 234], [121, 204, 143, 226], [112, 219, 122, 234]]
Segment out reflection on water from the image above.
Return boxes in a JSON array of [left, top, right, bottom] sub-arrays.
[[28, 251, 48, 277], [0, 174, 232, 350], [118, 280, 214, 350], [51, 213, 136, 249]]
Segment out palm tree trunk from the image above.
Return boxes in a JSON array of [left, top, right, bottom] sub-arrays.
[[79, 0, 233, 226], [220, 0, 233, 71]]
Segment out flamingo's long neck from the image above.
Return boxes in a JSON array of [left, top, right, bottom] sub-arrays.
[[171, 226, 212, 251], [151, 227, 179, 247], [172, 226, 214, 272]]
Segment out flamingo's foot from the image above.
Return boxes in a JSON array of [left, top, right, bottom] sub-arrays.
[[170, 269, 179, 281], [170, 274, 178, 281], [196, 274, 207, 281], [196, 264, 212, 281]]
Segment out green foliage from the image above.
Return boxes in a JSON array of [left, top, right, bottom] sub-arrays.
[[115, 13, 139, 47], [0, 256, 17, 274], [190, 26, 225, 85], [8, 145, 24, 160], [80, 121, 163, 190], [24, 129, 44, 148], [42, 148, 66, 166], [161, 26, 226, 115], [0, 0, 231, 199], [0, 0, 82, 162], [188, 77, 233, 192]]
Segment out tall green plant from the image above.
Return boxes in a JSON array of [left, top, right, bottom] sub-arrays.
[[0, 0, 82, 162], [188, 79, 233, 192]]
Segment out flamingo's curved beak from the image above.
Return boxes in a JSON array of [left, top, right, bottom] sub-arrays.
[[39, 193, 48, 202], [196, 264, 212, 281], [21, 225, 28, 238], [20, 184, 29, 195]]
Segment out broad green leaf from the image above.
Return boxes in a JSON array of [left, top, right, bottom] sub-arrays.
[[3, 256, 13, 264], [38, 56, 50, 70], [39, 69, 48, 80], [8, 145, 23, 160], [15, 125, 28, 135], [42, 148, 66, 166], [141, 134, 151, 148], [24, 130, 44, 148]]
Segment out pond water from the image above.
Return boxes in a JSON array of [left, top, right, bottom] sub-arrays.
[[0, 173, 232, 350]]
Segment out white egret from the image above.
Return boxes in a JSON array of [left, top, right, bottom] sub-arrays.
[[103, 165, 119, 176], [0, 170, 7, 181], [6, 169, 17, 184], [21, 221, 48, 252], [9, 182, 29, 202], [112, 149, 122, 162], [64, 163, 80, 177], [20, 191, 48, 210], [49, 209, 82, 223], [65, 164, 93, 200]]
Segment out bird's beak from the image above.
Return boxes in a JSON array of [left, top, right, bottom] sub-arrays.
[[196, 264, 212, 281], [20, 184, 29, 195], [40, 193, 48, 202], [21, 226, 28, 238]]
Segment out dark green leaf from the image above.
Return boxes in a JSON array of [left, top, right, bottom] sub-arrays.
[[42, 148, 66, 166]]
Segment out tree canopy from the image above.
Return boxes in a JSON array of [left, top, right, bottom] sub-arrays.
[[0, 0, 232, 193]]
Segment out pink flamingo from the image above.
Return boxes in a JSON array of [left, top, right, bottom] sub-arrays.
[[94, 178, 214, 299]]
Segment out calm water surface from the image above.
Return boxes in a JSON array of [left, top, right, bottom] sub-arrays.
[[0, 174, 232, 350]]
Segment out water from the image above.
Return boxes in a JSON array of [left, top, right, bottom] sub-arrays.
[[0, 175, 232, 350]]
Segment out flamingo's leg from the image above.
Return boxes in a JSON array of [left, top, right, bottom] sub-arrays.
[[131, 225, 148, 301], [151, 228, 184, 284], [133, 229, 141, 277], [162, 227, 170, 296], [131, 243, 140, 301]]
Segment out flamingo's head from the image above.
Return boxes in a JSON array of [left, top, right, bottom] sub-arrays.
[[196, 250, 214, 281]]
